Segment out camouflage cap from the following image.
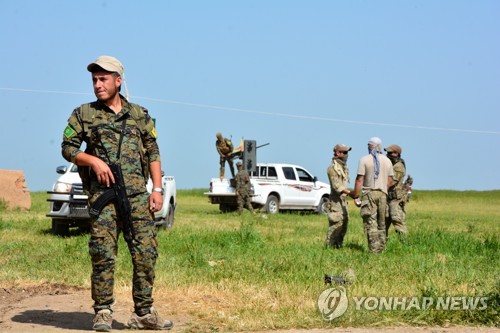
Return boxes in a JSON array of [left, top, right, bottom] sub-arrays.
[[333, 144, 352, 152], [384, 144, 402, 154], [236, 160, 243, 166], [87, 55, 124, 76]]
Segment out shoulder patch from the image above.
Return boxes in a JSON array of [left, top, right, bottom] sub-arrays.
[[151, 127, 158, 139], [64, 125, 76, 139]]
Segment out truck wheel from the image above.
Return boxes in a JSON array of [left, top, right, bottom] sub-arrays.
[[52, 219, 69, 236], [317, 196, 329, 214], [164, 202, 175, 229], [219, 203, 237, 213], [264, 195, 279, 214]]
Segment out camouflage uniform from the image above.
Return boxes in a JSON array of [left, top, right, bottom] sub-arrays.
[[235, 167, 254, 214], [356, 149, 394, 253], [325, 158, 350, 248], [215, 136, 235, 178], [61, 95, 161, 315], [386, 151, 408, 237]]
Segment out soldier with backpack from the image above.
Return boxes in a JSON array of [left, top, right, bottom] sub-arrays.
[[61, 55, 173, 331]]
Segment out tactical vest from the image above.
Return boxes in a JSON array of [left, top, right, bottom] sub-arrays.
[[78, 102, 152, 192], [218, 139, 232, 154]]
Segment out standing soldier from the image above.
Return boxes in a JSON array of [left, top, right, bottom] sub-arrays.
[[235, 160, 255, 215], [325, 144, 353, 248], [385, 144, 408, 238], [215, 132, 235, 179], [350, 137, 394, 253], [61, 56, 173, 331]]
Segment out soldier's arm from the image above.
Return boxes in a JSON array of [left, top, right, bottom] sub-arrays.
[[350, 175, 364, 199], [61, 109, 84, 163], [140, 112, 163, 212], [75, 152, 114, 187]]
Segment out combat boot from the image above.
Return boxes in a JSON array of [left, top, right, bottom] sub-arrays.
[[92, 309, 112, 332], [127, 307, 173, 330]]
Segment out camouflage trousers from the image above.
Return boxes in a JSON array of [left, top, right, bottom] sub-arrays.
[[360, 190, 388, 253], [220, 157, 235, 178], [237, 190, 254, 214], [88, 191, 158, 315], [386, 199, 408, 236], [325, 196, 349, 248]]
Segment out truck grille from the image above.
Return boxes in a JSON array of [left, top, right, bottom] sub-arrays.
[[70, 205, 90, 218], [73, 183, 84, 194]]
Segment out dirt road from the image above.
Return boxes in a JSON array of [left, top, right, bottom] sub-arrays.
[[0, 284, 497, 333]]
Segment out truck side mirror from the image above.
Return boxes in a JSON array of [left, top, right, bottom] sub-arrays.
[[56, 166, 67, 174]]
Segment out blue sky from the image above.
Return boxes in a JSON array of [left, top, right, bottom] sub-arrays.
[[1, 1, 499, 192]]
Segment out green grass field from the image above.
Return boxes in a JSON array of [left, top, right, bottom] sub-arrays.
[[0, 190, 498, 331]]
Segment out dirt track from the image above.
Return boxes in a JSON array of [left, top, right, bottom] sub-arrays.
[[0, 284, 497, 333]]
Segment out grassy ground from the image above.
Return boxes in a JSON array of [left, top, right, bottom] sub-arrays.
[[0, 189, 498, 331]]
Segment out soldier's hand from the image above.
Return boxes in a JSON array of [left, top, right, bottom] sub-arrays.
[[91, 158, 115, 187], [150, 192, 163, 212]]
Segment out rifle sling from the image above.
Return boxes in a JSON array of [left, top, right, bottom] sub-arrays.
[[116, 118, 127, 161]]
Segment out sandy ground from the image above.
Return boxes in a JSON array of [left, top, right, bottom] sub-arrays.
[[0, 284, 497, 333]]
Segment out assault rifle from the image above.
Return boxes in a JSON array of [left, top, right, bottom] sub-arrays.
[[403, 174, 413, 202], [89, 163, 133, 235]]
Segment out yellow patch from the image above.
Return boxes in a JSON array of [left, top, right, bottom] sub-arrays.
[[151, 127, 157, 139]]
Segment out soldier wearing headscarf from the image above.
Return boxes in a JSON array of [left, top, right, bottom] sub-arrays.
[[350, 137, 394, 253], [325, 144, 353, 248], [385, 144, 408, 238]]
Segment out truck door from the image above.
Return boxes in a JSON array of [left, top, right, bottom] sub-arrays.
[[280, 166, 315, 205], [294, 167, 318, 205]]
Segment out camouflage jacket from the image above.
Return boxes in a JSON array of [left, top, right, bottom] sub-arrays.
[[235, 169, 251, 194], [216, 138, 232, 157], [389, 160, 406, 199], [327, 159, 349, 199], [61, 96, 161, 196]]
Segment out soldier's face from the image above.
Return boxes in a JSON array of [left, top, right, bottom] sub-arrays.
[[92, 71, 121, 102]]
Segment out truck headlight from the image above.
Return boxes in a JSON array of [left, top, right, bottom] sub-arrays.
[[53, 182, 73, 193]]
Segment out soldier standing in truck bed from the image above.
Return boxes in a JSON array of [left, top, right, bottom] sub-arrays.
[[215, 132, 235, 179]]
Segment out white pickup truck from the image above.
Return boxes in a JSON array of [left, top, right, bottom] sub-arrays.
[[205, 163, 330, 214], [47, 163, 176, 235]]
